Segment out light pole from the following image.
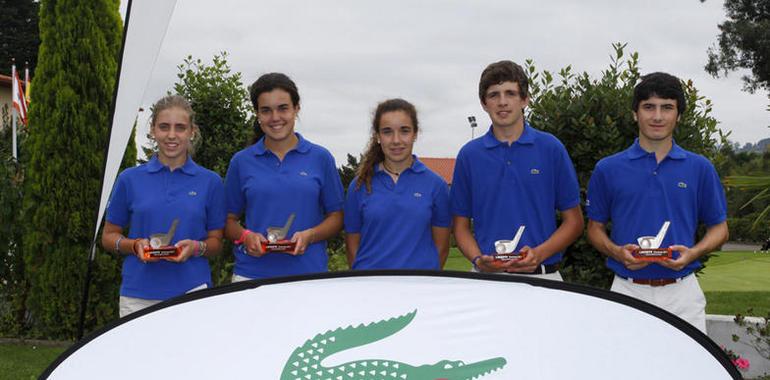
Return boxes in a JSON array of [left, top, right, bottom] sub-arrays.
[[467, 115, 477, 139]]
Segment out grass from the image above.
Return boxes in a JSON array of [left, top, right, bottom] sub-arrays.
[[445, 248, 770, 315], [699, 251, 770, 315], [0, 342, 66, 379], [444, 248, 471, 271]]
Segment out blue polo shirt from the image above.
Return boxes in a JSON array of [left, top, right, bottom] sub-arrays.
[[586, 139, 727, 279], [449, 123, 580, 264], [224, 133, 344, 279], [106, 155, 226, 300], [344, 157, 451, 269]]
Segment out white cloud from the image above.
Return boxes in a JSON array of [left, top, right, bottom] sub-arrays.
[[128, 0, 769, 163]]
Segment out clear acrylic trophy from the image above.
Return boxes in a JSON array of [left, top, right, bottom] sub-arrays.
[[143, 219, 181, 260], [632, 221, 673, 261], [260, 213, 297, 253], [490, 225, 528, 268]]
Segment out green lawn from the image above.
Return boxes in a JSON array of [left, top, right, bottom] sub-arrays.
[[445, 249, 770, 315], [444, 248, 472, 271], [699, 251, 770, 315], [699, 251, 770, 291], [0, 342, 66, 379]]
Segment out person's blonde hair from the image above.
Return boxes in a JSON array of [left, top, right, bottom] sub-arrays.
[[148, 95, 201, 155]]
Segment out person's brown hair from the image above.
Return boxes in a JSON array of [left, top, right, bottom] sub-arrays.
[[478, 60, 529, 103], [355, 98, 419, 193]]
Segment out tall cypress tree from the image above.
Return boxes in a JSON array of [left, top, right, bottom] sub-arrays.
[[22, 0, 124, 338]]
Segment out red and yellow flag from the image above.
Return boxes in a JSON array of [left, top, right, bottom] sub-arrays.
[[12, 69, 28, 125]]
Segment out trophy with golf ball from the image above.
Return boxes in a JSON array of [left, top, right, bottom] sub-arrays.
[[490, 225, 528, 269], [143, 219, 181, 260], [632, 221, 673, 261], [260, 213, 297, 253]]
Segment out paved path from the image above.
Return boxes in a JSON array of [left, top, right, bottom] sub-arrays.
[[721, 242, 762, 251]]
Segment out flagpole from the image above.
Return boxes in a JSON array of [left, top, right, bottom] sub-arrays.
[[25, 62, 30, 105], [11, 61, 18, 160]]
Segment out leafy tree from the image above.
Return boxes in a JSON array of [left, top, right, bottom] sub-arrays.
[[325, 154, 360, 272], [705, 0, 770, 94], [705, 0, 770, 232], [173, 53, 252, 176], [170, 52, 252, 285], [339, 153, 360, 191], [0, 0, 40, 76], [527, 43, 727, 288], [21, 0, 123, 339]]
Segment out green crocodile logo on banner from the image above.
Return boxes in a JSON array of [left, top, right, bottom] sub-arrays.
[[280, 310, 506, 379]]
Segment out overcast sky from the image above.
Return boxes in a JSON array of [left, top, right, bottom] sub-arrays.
[[121, 0, 769, 164]]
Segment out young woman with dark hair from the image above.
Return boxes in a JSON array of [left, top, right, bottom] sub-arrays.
[[344, 98, 450, 269], [224, 73, 344, 280]]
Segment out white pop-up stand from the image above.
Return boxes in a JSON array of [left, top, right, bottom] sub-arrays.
[[51, 271, 741, 379]]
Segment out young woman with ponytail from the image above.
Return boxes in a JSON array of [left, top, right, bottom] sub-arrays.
[[344, 98, 450, 270]]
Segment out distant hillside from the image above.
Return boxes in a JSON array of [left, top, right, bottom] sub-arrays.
[[736, 137, 770, 153]]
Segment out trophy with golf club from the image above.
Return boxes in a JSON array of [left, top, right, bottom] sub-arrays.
[[490, 225, 528, 268], [260, 213, 297, 253], [632, 221, 673, 261], [143, 219, 181, 260]]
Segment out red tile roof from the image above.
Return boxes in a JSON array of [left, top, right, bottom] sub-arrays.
[[0, 73, 29, 88], [420, 157, 456, 185], [0, 74, 11, 88]]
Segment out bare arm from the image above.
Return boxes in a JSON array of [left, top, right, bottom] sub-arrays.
[[659, 221, 729, 271], [432, 226, 451, 269], [586, 219, 648, 271], [291, 210, 344, 255], [452, 215, 500, 272], [452, 216, 481, 262], [225, 213, 266, 256], [169, 229, 224, 263], [507, 206, 585, 272], [345, 232, 360, 267], [101, 221, 153, 262]]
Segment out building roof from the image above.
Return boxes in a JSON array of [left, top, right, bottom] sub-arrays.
[[0, 73, 29, 88], [0, 74, 11, 88], [420, 157, 455, 185]]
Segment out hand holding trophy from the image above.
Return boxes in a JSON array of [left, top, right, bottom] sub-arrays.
[[489, 225, 528, 269], [260, 213, 298, 253], [632, 221, 673, 261], [143, 219, 181, 260]]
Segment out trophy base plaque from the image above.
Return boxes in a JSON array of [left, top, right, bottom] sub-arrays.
[[143, 246, 181, 260], [489, 252, 528, 269], [261, 240, 297, 253], [632, 248, 672, 261]]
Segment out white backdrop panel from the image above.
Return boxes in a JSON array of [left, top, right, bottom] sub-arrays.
[[46, 274, 736, 379]]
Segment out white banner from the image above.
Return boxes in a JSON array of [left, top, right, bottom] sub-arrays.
[[93, 0, 177, 251], [45, 272, 739, 379]]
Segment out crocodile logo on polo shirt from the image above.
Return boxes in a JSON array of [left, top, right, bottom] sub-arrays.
[[414, 192, 422, 198], [530, 168, 540, 175], [678, 182, 687, 189], [299, 171, 309, 176], [188, 191, 197, 196]]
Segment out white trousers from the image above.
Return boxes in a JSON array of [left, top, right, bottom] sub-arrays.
[[471, 266, 563, 281], [231, 274, 252, 283], [610, 274, 706, 333], [119, 283, 208, 318]]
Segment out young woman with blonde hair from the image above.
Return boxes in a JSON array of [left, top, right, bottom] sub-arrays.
[[102, 95, 226, 317]]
